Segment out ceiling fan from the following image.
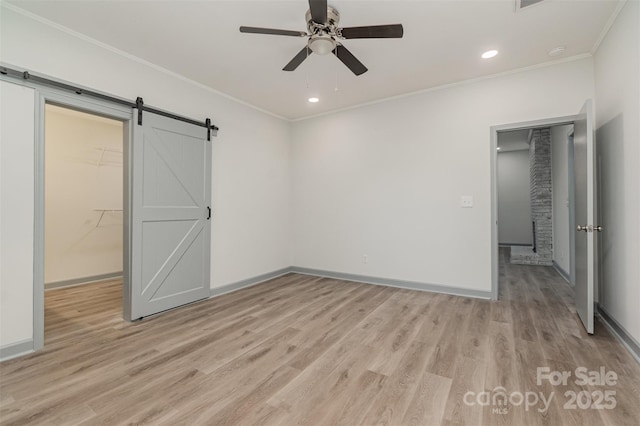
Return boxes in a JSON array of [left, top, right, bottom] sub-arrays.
[[239, 0, 404, 76]]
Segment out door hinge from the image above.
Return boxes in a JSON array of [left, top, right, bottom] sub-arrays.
[[207, 206, 211, 220]]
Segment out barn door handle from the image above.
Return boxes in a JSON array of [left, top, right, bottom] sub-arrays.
[[206, 206, 211, 220]]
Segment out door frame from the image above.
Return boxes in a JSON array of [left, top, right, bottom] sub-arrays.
[[33, 87, 133, 350], [490, 114, 578, 300], [567, 130, 576, 287]]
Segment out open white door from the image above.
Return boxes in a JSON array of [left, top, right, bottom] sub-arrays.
[[573, 99, 597, 334], [129, 111, 211, 319]]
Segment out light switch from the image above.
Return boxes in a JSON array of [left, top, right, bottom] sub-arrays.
[[461, 196, 474, 208]]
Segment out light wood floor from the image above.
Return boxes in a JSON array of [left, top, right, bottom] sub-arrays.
[[1, 251, 639, 425]]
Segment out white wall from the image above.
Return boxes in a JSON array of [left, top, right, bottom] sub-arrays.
[[0, 81, 35, 349], [497, 149, 532, 246], [551, 124, 572, 275], [292, 58, 595, 293], [594, 0, 640, 344], [0, 6, 292, 348], [44, 105, 123, 284]]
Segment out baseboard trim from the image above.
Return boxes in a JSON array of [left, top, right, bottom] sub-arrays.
[[208, 266, 491, 301], [597, 305, 640, 364], [45, 271, 123, 290], [552, 261, 570, 284], [209, 267, 293, 299], [0, 339, 34, 362], [290, 267, 492, 300]]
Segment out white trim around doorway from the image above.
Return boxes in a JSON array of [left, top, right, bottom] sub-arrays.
[[33, 89, 133, 351], [490, 115, 578, 300]]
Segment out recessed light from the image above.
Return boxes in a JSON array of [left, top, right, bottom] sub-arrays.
[[548, 46, 566, 57], [308, 97, 319, 103], [482, 50, 499, 59], [497, 147, 501, 151]]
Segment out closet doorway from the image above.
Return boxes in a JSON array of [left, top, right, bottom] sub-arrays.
[[44, 104, 125, 343]]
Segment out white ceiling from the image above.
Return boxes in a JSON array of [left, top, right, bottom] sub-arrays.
[[498, 129, 530, 152], [8, 0, 620, 120]]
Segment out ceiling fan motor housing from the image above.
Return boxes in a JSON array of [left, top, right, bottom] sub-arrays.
[[306, 6, 340, 33], [305, 6, 340, 55]]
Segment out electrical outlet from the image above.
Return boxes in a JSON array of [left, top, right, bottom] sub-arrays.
[[460, 196, 474, 208], [363, 255, 368, 264]]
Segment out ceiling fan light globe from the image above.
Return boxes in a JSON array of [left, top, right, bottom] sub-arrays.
[[309, 37, 336, 55]]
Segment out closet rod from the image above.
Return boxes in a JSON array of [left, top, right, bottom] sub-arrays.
[[0, 65, 219, 136]]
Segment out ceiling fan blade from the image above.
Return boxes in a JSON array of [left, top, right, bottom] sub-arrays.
[[333, 45, 368, 76], [309, 0, 328, 24], [339, 24, 404, 39], [239, 26, 307, 37], [283, 47, 312, 71]]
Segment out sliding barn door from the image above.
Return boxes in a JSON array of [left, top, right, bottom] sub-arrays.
[[130, 111, 211, 319]]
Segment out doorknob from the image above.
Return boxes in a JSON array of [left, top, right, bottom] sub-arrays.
[[577, 225, 603, 232]]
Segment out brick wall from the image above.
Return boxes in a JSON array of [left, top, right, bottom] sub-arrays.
[[511, 128, 553, 265], [530, 128, 553, 264]]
